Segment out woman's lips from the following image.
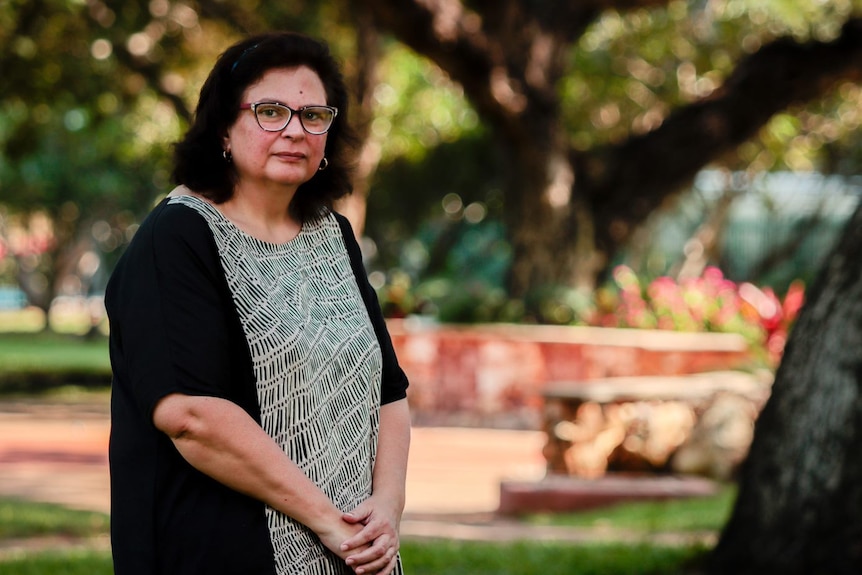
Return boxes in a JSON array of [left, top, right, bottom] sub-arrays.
[[274, 151, 305, 160]]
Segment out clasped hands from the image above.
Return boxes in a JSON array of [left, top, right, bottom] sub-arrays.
[[323, 494, 401, 575]]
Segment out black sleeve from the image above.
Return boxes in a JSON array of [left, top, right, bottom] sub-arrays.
[[107, 201, 255, 422], [334, 213, 409, 405]]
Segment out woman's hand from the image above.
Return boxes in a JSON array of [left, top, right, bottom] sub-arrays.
[[315, 520, 371, 564], [339, 495, 402, 575], [339, 399, 410, 574]]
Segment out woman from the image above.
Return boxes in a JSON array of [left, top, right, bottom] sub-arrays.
[[106, 32, 410, 575]]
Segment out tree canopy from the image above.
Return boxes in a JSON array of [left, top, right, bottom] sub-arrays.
[[362, 0, 862, 300], [1, 0, 860, 312]]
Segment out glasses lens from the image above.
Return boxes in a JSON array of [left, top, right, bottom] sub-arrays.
[[254, 103, 291, 131], [299, 107, 335, 134]]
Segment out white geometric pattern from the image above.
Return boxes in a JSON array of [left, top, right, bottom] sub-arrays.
[[170, 195, 402, 574]]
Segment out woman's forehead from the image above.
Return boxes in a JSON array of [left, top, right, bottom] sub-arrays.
[[244, 66, 327, 101]]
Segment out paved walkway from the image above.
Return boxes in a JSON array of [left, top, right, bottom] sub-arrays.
[[0, 397, 573, 542], [0, 398, 723, 549]]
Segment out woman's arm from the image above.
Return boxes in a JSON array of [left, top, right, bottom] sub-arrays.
[[152, 393, 367, 560], [371, 398, 411, 517], [341, 398, 411, 574]]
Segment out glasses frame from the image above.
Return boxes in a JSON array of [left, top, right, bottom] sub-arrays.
[[239, 102, 338, 135]]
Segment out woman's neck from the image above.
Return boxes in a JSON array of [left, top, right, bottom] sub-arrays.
[[219, 184, 301, 244]]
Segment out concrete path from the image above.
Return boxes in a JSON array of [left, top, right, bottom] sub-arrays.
[[0, 397, 720, 547], [0, 397, 565, 542]]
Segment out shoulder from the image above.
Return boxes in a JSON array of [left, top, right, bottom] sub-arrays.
[[328, 211, 355, 243], [330, 210, 350, 228], [107, 194, 220, 310], [140, 193, 212, 241], [120, 195, 217, 271]]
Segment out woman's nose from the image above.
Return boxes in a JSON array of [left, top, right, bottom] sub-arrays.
[[280, 113, 305, 137]]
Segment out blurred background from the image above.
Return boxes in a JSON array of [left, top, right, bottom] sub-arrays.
[[1, 2, 862, 573], [0, 0, 859, 362]]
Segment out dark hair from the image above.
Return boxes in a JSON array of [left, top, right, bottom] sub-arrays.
[[172, 32, 357, 223]]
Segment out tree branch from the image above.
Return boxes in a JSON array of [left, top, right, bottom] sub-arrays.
[[364, 0, 503, 119], [581, 17, 862, 256], [363, 0, 675, 141]]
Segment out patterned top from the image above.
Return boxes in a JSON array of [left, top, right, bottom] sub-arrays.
[[170, 195, 401, 574]]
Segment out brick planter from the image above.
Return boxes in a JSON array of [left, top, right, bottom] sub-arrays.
[[388, 320, 753, 429]]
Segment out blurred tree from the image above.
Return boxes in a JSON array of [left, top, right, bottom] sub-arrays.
[[3, 0, 861, 315], [362, 0, 862, 300], [0, 0, 193, 310], [0, 0, 385, 313]]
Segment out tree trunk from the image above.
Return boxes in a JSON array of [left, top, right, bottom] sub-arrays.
[[334, 2, 382, 239], [502, 122, 578, 298], [708, 202, 862, 574]]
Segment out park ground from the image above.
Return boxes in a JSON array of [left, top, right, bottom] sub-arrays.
[[0, 393, 722, 554]]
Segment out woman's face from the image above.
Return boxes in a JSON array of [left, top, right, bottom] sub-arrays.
[[224, 66, 329, 194]]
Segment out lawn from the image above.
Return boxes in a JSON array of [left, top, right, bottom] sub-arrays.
[[401, 539, 708, 574], [526, 487, 736, 533], [0, 331, 726, 573], [0, 496, 722, 574], [0, 498, 112, 575], [0, 332, 109, 374], [0, 332, 110, 393]]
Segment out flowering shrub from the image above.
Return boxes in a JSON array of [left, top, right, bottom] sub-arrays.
[[590, 265, 804, 367], [375, 264, 805, 368]]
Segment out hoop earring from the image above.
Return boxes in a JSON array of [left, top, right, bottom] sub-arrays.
[[318, 157, 329, 171], [223, 149, 232, 163]]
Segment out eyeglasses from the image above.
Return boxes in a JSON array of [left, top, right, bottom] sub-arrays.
[[239, 102, 338, 135]]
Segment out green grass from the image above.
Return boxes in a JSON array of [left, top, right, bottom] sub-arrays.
[[526, 487, 736, 533], [0, 550, 113, 575], [0, 333, 109, 375], [0, 543, 708, 575], [0, 332, 110, 394], [0, 499, 112, 575], [0, 497, 719, 574], [402, 539, 707, 574], [0, 499, 109, 539]]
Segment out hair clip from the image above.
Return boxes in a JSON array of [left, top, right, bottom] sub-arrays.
[[231, 42, 261, 73]]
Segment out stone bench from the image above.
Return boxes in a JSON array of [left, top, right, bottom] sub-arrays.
[[541, 371, 772, 480]]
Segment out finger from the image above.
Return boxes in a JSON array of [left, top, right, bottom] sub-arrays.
[[379, 555, 399, 575], [343, 503, 373, 525], [351, 546, 398, 575], [345, 535, 392, 566], [340, 532, 374, 553], [341, 522, 384, 552]]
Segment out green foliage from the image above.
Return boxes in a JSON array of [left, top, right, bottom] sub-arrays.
[[367, 129, 515, 323], [371, 44, 481, 163], [370, 219, 516, 323], [562, 0, 862, 173], [367, 130, 505, 264]]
